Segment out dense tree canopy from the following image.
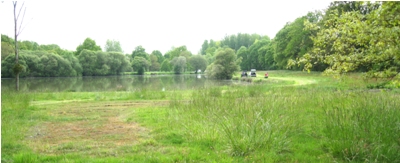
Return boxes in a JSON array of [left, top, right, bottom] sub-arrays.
[[131, 56, 150, 75], [160, 59, 172, 72], [188, 55, 207, 72], [75, 38, 102, 55], [206, 48, 240, 79], [291, 1, 400, 79], [131, 45, 149, 61], [2, 51, 81, 77], [170, 56, 187, 74], [78, 50, 130, 76]]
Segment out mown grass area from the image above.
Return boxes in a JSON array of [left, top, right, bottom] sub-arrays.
[[2, 70, 400, 162]]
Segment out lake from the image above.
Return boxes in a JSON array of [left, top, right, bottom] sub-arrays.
[[1, 74, 237, 92]]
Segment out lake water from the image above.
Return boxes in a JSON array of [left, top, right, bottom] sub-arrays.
[[1, 74, 236, 92]]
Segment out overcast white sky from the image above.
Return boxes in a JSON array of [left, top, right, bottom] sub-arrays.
[[0, 1, 332, 54]]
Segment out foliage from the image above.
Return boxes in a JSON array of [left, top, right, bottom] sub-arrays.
[[149, 54, 161, 71], [206, 48, 239, 79], [75, 38, 102, 56], [200, 40, 208, 55], [170, 56, 186, 74], [131, 56, 150, 75], [165, 46, 191, 60], [236, 46, 248, 70], [104, 39, 123, 52], [273, 11, 322, 70], [78, 50, 130, 76], [131, 45, 149, 61], [220, 33, 263, 51], [150, 50, 164, 64], [1, 50, 82, 77], [160, 59, 172, 72], [1, 41, 14, 60], [248, 37, 271, 70], [292, 2, 400, 79], [188, 55, 207, 72]]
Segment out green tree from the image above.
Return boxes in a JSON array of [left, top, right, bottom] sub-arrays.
[[170, 56, 186, 74], [150, 50, 164, 64], [263, 42, 277, 70], [189, 55, 207, 73], [237, 46, 249, 70], [19, 40, 39, 51], [160, 59, 171, 72], [78, 49, 97, 76], [75, 38, 102, 55], [1, 42, 14, 60], [205, 48, 240, 79], [200, 40, 208, 55], [293, 2, 399, 79], [165, 46, 191, 59], [247, 37, 271, 70], [131, 56, 150, 75], [149, 54, 161, 71], [104, 39, 123, 52], [131, 45, 149, 61]]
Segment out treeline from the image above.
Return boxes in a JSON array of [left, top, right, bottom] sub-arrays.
[[200, 1, 400, 79], [2, 2, 399, 78], [1, 36, 208, 78], [1, 36, 132, 77]]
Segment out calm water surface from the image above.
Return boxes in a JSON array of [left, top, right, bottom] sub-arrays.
[[1, 74, 237, 92]]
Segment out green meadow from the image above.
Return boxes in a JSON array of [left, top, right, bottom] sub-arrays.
[[2, 71, 400, 162]]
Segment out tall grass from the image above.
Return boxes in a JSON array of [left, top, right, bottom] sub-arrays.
[[168, 85, 400, 161], [169, 85, 304, 157], [1, 90, 35, 162], [321, 90, 400, 162]]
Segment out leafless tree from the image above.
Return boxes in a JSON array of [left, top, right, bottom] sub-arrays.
[[13, 1, 27, 91]]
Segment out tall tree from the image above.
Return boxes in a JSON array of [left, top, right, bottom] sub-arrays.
[[237, 46, 249, 70], [170, 56, 186, 74], [292, 2, 399, 79], [189, 55, 207, 72], [150, 50, 164, 64], [131, 56, 150, 75], [13, 1, 27, 91], [75, 38, 102, 55], [149, 54, 161, 71], [200, 40, 208, 55], [205, 48, 240, 79], [104, 39, 123, 52], [160, 59, 171, 72], [131, 45, 149, 60]]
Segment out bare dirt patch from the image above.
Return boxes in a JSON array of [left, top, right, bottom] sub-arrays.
[[26, 100, 168, 155]]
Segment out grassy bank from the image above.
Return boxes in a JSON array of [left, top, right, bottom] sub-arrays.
[[2, 71, 400, 162]]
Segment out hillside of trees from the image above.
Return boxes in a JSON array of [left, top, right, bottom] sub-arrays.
[[2, 1, 399, 79]]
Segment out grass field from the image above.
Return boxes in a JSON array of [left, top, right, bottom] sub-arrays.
[[2, 70, 400, 162]]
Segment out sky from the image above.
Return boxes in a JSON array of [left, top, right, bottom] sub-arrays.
[[0, 0, 332, 54]]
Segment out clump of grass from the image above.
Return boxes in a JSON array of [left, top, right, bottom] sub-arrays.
[[321, 91, 400, 162], [170, 86, 299, 157]]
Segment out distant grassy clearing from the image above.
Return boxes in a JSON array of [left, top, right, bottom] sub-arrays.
[[270, 77, 316, 86]]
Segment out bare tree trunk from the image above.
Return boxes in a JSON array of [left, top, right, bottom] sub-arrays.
[[13, 1, 19, 91]]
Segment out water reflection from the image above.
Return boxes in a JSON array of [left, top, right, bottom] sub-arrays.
[[1, 74, 234, 92]]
